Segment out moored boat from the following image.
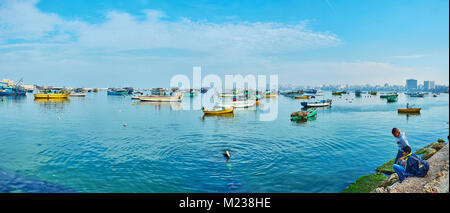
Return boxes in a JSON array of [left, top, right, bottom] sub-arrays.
[[369, 91, 377, 95], [202, 106, 234, 115], [386, 95, 398, 102], [398, 108, 421, 113], [332, 91, 343, 95], [107, 88, 128, 96], [34, 89, 70, 99], [291, 108, 317, 121], [216, 100, 256, 108], [0, 82, 26, 96], [139, 88, 183, 102], [294, 95, 310, 99], [301, 99, 332, 107], [355, 90, 362, 97], [70, 92, 86, 97]]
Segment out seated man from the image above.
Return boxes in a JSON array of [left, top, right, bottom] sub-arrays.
[[392, 146, 429, 183]]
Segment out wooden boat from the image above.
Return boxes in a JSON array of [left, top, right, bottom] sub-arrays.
[[380, 93, 398, 98], [369, 91, 377, 95], [265, 93, 277, 98], [202, 106, 234, 115], [217, 100, 256, 108], [332, 91, 342, 95], [409, 92, 424, 97], [303, 89, 318, 94], [34, 92, 70, 99], [301, 99, 332, 107], [291, 108, 317, 121], [139, 88, 183, 102], [386, 95, 398, 102], [294, 95, 310, 99], [70, 92, 86, 97], [107, 89, 128, 95], [398, 108, 421, 113], [0, 82, 26, 96]]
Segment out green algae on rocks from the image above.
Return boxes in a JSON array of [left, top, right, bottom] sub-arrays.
[[341, 173, 387, 193]]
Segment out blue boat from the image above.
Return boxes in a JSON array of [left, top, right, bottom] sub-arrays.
[[303, 89, 318, 94], [107, 88, 128, 95], [0, 82, 26, 96]]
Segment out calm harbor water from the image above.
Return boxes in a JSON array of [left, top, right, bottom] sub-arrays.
[[0, 91, 448, 193]]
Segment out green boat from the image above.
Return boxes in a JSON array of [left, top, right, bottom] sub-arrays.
[[386, 95, 398, 103], [380, 93, 398, 98], [291, 108, 317, 121]]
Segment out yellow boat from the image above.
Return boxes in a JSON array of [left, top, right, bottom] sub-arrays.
[[398, 108, 421, 113], [294, 95, 310, 99], [34, 93, 70, 99], [202, 106, 234, 115], [266, 94, 277, 98]]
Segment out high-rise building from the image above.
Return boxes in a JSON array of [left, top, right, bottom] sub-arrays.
[[423, 81, 435, 90], [406, 79, 417, 90]]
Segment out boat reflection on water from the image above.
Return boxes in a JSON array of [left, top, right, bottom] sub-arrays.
[[137, 101, 183, 111], [202, 112, 235, 120], [398, 111, 421, 122], [0, 95, 27, 104], [34, 98, 70, 113]]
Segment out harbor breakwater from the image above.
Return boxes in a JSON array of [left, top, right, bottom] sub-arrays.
[[341, 138, 449, 193]]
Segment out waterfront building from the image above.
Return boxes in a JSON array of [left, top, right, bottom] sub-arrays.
[[406, 79, 418, 90]]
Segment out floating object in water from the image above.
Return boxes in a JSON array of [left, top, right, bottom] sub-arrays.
[[203, 106, 234, 115], [398, 108, 421, 113], [301, 99, 332, 107], [123, 123, 128, 127]]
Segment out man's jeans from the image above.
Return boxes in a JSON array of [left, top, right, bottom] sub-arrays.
[[393, 164, 414, 183]]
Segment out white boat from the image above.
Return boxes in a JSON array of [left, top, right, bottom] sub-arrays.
[[138, 88, 183, 102], [301, 99, 332, 107], [131, 95, 140, 100], [70, 92, 86, 97], [216, 100, 256, 108]]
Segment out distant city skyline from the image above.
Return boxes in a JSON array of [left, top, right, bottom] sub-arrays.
[[0, 0, 449, 88]]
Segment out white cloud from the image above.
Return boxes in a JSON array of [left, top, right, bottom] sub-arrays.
[[391, 54, 426, 59]]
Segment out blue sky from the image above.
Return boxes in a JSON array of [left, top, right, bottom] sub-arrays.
[[0, 0, 448, 87]]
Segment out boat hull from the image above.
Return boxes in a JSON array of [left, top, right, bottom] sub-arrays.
[[398, 108, 421, 113], [203, 107, 234, 115], [34, 93, 70, 99], [294, 96, 310, 99], [138, 95, 183, 102], [217, 100, 256, 108]]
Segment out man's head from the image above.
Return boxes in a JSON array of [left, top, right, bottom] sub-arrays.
[[402, 146, 411, 156], [392, 128, 400, 137]]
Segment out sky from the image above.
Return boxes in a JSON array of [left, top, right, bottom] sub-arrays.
[[0, 0, 448, 88]]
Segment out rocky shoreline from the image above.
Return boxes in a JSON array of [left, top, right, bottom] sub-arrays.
[[341, 139, 449, 193]]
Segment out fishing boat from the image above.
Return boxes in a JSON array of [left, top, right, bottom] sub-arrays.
[[70, 92, 86, 97], [265, 90, 277, 98], [398, 108, 421, 113], [386, 95, 398, 103], [332, 91, 343, 95], [355, 90, 362, 97], [380, 93, 398, 98], [202, 106, 234, 115], [0, 82, 26, 96], [123, 87, 134, 94], [303, 89, 318, 94], [294, 95, 310, 99], [290, 108, 317, 121], [369, 91, 377, 95], [107, 88, 128, 96], [301, 99, 332, 107], [131, 95, 140, 100], [139, 88, 183, 102], [187, 88, 199, 97], [201, 88, 209, 94], [216, 100, 256, 108], [34, 89, 70, 99], [409, 92, 424, 97]]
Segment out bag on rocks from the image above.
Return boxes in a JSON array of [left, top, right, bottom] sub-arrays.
[[411, 155, 429, 177]]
